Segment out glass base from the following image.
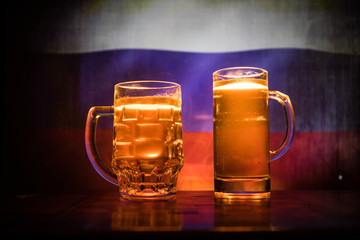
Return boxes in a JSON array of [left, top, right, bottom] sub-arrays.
[[119, 187, 177, 201], [215, 176, 271, 200], [215, 191, 270, 200], [119, 192, 176, 201]]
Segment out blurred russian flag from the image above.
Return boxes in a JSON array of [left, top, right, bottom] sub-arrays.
[[3, 0, 360, 193]]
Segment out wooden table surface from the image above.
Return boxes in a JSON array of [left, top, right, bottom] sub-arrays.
[[1, 191, 359, 236]]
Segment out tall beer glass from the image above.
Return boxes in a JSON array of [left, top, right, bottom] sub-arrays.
[[85, 81, 183, 200], [213, 67, 295, 199]]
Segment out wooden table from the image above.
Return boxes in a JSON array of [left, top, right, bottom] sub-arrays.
[[1, 191, 359, 236]]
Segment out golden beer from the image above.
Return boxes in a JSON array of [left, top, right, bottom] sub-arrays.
[[112, 96, 183, 198], [213, 79, 270, 198]]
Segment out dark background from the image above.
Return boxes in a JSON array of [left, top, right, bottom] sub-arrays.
[[3, 0, 360, 194]]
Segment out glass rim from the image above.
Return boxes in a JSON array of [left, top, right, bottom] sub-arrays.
[[115, 80, 180, 90], [213, 67, 268, 80]]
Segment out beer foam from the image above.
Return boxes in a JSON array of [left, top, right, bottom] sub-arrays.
[[122, 104, 179, 109], [214, 82, 267, 90]]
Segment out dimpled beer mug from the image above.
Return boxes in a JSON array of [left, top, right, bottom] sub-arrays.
[[85, 81, 183, 200], [213, 67, 295, 199]]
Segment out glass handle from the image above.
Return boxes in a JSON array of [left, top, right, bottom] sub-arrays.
[[85, 106, 118, 185], [268, 91, 295, 161]]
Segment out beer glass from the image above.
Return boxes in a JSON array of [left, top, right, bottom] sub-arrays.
[[85, 81, 183, 200], [213, 67, 295, 199]]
